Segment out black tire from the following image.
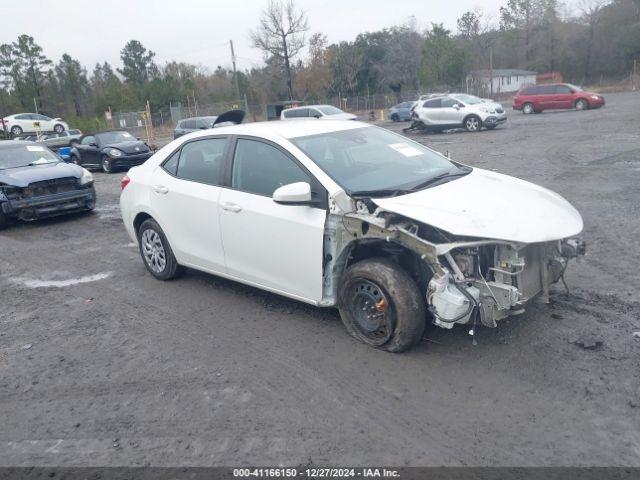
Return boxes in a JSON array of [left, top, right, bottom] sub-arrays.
[[522, 102, 535, 114], [0, 208, 9, 230], [575, 98, 588, 111], [338, 258, 426, 353], [391, 113, 399, 122], [101, 155, 113, 174], [137, 218, 184, 281], [463, 115, 482, 132], [10, 125, 22, 136], [53, 124, 65, 133]]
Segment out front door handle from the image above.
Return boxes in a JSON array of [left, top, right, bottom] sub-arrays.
[[221, 202, 242, 213], [153, 185, 169, 194]]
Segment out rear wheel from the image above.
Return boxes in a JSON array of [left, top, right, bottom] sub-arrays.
[[137, 218, 184, 281], [575, 99, 588, 111], [338, 258, 426, 353], [522, 102, 535, 114], [10, 125, 22, 136], [464, 115, 481, 132], [391, 113, 399, 122], [101, 155, 113, 173]]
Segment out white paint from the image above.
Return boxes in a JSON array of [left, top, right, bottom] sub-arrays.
[[22, 272, 112, 288], [373, 168, 584, 243]]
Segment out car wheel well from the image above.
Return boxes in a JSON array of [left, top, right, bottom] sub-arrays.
[[343, 240, 432, 293], [133, 212, 153, 235]]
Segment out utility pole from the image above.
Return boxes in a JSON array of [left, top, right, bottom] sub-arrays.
[[230, 40, 241, 103], [489, 46, 494, 98]]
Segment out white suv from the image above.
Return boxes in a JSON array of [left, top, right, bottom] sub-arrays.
[[412, 94, 507, 132], [120, 120, 583, 352]]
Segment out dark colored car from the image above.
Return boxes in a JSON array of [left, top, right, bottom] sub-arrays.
[[0, 141, 96, 228], [513, 83, 605, 114], [173, 110, 246, 139], [70, 130, 154, 173]]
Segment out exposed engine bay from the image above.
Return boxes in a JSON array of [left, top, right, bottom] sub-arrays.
[[321, 195, 586, 330]]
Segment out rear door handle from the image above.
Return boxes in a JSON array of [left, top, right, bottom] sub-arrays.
[[153, 185, 169, 194], [221, 202, 242, 213]]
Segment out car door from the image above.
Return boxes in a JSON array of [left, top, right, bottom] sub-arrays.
[[149, 136, 228, 272], [37, 114, 54, 131], [218, 137, 327, 302], [417, 98, 442, 125], [536, 85, 556, 110], [76, 135, 100, 166], [554, 85, 573, 109], [439, 97, 464, 125]]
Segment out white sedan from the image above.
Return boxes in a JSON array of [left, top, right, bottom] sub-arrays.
[[281, 105, 357, 121], [2, 113, 69, 136], [120, 121, 584, 352]]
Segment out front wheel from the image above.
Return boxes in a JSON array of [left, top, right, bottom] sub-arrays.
[[53, 124, 65, 133], [575, 99, 588, 111], [390, 113, 399, 122], [464, 115, 481, 132], [101, 155, 113, 174], [137, 218, 184, 281], [338, 258, 426, 353]]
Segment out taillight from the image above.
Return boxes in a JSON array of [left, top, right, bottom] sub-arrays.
[[120, 175, 130, 190]]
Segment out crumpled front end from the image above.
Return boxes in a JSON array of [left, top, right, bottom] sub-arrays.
[[427, 238, 586, 329]]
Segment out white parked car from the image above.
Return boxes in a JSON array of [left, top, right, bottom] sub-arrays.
[[281, 105, 357, 121], [120, 121, 584, 352], [1, 113, 69, 136], [412, 94, 507, 132]]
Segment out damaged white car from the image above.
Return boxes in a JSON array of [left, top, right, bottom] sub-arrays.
[[120, 121, 585, 352]]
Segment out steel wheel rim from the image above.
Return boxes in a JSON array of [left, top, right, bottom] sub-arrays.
[[349, 279, 394, 345], [467, 117, 479, 131], [141, 229, 166, 273]]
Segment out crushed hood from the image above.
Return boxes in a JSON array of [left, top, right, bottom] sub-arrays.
[[0, 162, 83, 188], [372, 168, 583, 244]]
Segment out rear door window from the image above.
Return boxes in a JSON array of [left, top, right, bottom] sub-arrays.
[[423, 98, 442, 108], [175, 137, 227, 185]]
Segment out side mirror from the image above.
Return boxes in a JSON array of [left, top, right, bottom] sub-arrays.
[[273, 182, 312, 205]]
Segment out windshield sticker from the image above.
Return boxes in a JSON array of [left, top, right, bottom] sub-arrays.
[[26, 145, 45, 152], [389, 143, 422, 157], [30, 157, 49, 165]]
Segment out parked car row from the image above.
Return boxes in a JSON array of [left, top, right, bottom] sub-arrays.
[[19, 129, 83, 149], [387, 83, 606, 133]]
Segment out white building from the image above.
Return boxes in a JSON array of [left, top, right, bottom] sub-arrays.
[[466, 69, 537, 95]]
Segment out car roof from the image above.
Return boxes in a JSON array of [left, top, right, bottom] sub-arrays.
[[184, 119, 369, 140], [285, 104, 334, 111], [0, 140, 46, 150]]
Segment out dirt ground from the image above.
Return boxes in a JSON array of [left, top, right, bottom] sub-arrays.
[[1, 92, 639, 467]]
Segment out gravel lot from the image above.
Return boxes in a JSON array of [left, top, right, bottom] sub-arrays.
[[1, 92, 639, 467]]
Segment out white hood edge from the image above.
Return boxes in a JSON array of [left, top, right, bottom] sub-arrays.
[[371, 168, 584, 244]]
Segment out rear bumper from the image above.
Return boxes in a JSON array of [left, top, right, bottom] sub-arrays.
[[1, 187, 96, 221]]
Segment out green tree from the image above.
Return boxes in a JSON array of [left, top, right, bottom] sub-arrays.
[[118, 40, 158, 86], [420, 24, 466, 89], [56, 54, 89, 116]]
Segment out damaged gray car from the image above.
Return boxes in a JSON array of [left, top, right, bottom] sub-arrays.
[[120, 121, 585, 352]]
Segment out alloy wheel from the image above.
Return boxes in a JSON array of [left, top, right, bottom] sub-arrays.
[[466, 117, 480, 132], [141, 229, 167, 273]]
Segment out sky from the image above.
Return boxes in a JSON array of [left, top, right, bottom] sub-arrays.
[[0, 0, 507, 74]]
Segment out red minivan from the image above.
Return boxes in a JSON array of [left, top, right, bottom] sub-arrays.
[[513, 83, 605, 114]]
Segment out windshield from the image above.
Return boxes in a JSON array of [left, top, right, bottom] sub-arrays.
[[97, 131, 135, 144], [0, 144, 59, 170], [451, 94, 483, 105], [291, 126, 467, 195], [317, 106, 344, 115]]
